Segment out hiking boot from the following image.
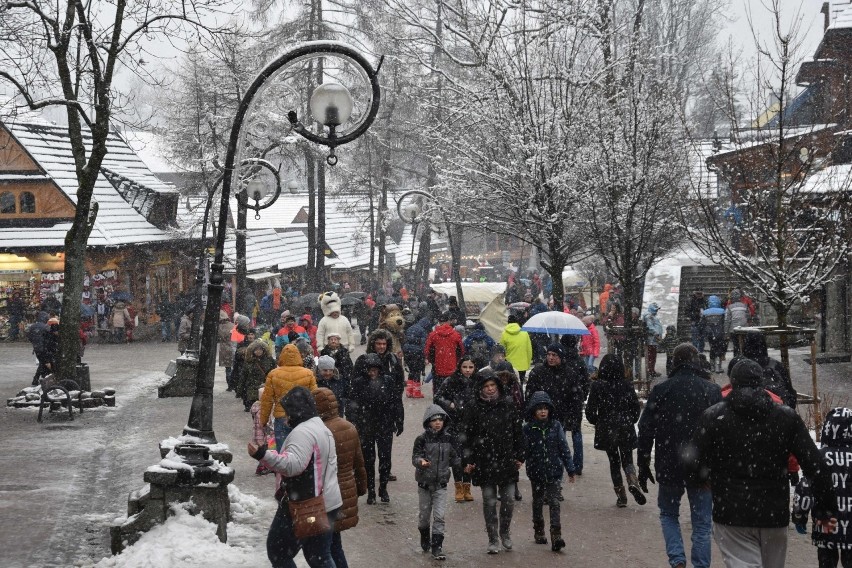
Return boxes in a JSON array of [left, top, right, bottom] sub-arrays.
[[615, 486, 628, 508], [514, 486, 522, 501], [550, 527, 565, 552], [500, 534, 513, 550], [487, 540, 500, 554], [431, 534, 446, 560], [419, 527, 430, 552], [454, 482, 465, 503], [379, 484, 390, 503], [533, 519, 547, 544], [463, 482, 474, 501]]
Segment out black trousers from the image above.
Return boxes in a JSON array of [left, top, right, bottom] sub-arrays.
[[361, 428, 394, 490], [605, 442, 634, 487], [531, 480, 561, 528], [819, 548, 852, 568]]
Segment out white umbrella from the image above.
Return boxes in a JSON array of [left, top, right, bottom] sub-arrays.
[[521, 311, 590, 335]]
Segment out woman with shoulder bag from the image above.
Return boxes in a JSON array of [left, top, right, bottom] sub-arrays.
[[249, 386, 342, 568]]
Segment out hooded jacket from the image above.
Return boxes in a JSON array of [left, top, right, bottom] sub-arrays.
[[687, 367, 836, 528], [312, 387, 367, 532], [462, 373, 524, 486], [525, 352, 590, 431], [637, 364, 722, 486], [353, 329, 405, 395], [240, 339, 277, 405], [700, 295, 726, 339], [425, 323, 465, 377], [27, 312, 52, 356], [347, 353, 404, 436], [403, 317, 432, 357], [434, 369, 476, 427], [463, 323, 496, 368], [259, 344, 318, 425], [724, 299, 750, 334], [258, 387, 343, 513], [599, 283, 613, 315], [586, 359, 642, 452], [217, 310, 234, 367], [579, 323, 601, 358], [793, 407, 852, 549], [500, 323, 533, 372], [412, 404, 459, 488], [523, 391, 575, 482]]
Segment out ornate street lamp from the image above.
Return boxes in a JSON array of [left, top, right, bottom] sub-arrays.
[[185, 42, 382, 442]]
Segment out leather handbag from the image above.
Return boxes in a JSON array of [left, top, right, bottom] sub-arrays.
[[288, 493, 330, 539], [284, 455, 330, 539]]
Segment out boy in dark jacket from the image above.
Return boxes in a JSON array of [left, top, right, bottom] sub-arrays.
[[793, 407, 852, 568], [412, 404, 459, 560], [523, 391, 575, 551]]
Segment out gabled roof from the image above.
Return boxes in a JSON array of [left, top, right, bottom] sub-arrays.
[[0, 118, 179, 250]]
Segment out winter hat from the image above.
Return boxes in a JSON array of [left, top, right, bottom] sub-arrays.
[[362, 353, 383, 370], [670, 343, 699, 372], [546, 343, 565, 360], [326, 332, 342, 339], [47, 317, 60, 325], [280, 386, 318, 428], [454, 325, 465, 336], [437, 312, 450, 323], [730, 289, 742, 302], [317, 355, 336, 371], [821, 407, 852, 447], [219, 309, 229, 322], [491, 344, 506, 356], [235, 314, 251, 334], [729, 359, 764, 388], [421, 403, 449, 428], [582, 315, 595, 325], [647, 303, 660, 315]]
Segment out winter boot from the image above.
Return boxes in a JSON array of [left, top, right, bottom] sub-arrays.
[[367, 489, 376, 505], [454, 482, 465, 503], [405, 380, 414, 398], [463, 482, 474, 501], [411, 382, 424, 398], [550, 527, 565, 552], [419, 527, 431, 552], [486, 526, 500, 554], [514, 486, 522, 501], [716, 359, 724, 374], [615, 485, 628, 508], [625, 466, 647, 505], [379, 483, 390, 503], [533, 519, 547, 544], [431, 533, 446, 560]]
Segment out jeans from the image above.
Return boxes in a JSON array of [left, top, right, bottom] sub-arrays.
[[481, 483, 515, 540], [584, 355, 596, 371], [569, 429, 583, 472], [330, 532, 348, 568], [690, 323, 705, 353], [646, 345, 658, 374], [160, 319, 172, 341], [658, 484, 712, 568], [274, 418, 292, 452], [266, 502, 337, 568], [418, 485, 448, 535], [531, 480, 561, 528]]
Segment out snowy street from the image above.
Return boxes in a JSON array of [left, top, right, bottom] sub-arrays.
[[1, 339, 844, 567]]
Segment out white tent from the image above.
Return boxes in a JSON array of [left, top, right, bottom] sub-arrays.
[[430, 282, 507, 341]]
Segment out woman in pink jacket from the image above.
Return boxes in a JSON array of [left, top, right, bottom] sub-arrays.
[[579, 315, 600, 371]]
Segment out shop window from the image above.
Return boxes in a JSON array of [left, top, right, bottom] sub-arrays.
[[0, 191, 15, 214], [19, 192, 35, 213]]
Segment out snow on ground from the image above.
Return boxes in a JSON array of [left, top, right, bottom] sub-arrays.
[[90, 484, 307, 568]]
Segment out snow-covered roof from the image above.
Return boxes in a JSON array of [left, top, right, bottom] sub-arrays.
[[709, 124, 838, 159], [222, 228, 302, 274], [827, 0, 852, 30], [0, 120, 179, 250], [120, 129, 184, 175], [799, 162, 852, 194]]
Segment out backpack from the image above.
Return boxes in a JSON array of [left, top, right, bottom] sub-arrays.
[[468, 337, 490, 368], [762, 363, 796, 408]]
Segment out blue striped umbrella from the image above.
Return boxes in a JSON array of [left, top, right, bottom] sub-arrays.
[[521, 311, 590, 335]]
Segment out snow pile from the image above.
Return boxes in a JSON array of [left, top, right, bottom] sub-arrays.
[[160, 436, 230, 455], [92, 484, 289, 567]]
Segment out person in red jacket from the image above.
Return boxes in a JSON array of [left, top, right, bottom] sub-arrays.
[[579, 315, 601, 371], [424, 312, 464, 397], [300, 314, 319, 355]]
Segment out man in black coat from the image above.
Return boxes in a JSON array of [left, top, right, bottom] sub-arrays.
[[686, 359, 837, 567], [525, 342, 590, 474], [637, 343, 722, 568]]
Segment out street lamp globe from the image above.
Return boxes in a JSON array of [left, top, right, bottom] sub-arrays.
[[287, 180, 300, 194], [404, 202, 420, 222], [309, 82, 353, 126], [246, 177, 269, 202]]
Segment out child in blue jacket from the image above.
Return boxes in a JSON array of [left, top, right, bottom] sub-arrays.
[[523, 390, 575, 552]]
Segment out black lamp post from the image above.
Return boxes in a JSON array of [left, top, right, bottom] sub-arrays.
[[184, 42, 382, 442], [395, 189, 465, 308]]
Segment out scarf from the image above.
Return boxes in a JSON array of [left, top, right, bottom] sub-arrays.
[[480, 389, 500, 403]]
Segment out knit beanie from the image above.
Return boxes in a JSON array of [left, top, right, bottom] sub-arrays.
[[317, 355, 336, 371], [546, 343, 565, 359]]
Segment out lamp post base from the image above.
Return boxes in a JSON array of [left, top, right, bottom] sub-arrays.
[[158, 353, 199, 398]]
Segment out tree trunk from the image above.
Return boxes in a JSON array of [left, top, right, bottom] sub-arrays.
[[57, 234, 87, 379], [448, 223, 465, 308], [544, 251, 567, 311]]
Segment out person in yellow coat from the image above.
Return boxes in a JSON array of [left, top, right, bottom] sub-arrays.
[[500, 315, 533, 383], [260, 343, 318, 450]]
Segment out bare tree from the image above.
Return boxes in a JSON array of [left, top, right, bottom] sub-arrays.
[[684, 1, 852, 370], [0, 0, 231, 379]]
